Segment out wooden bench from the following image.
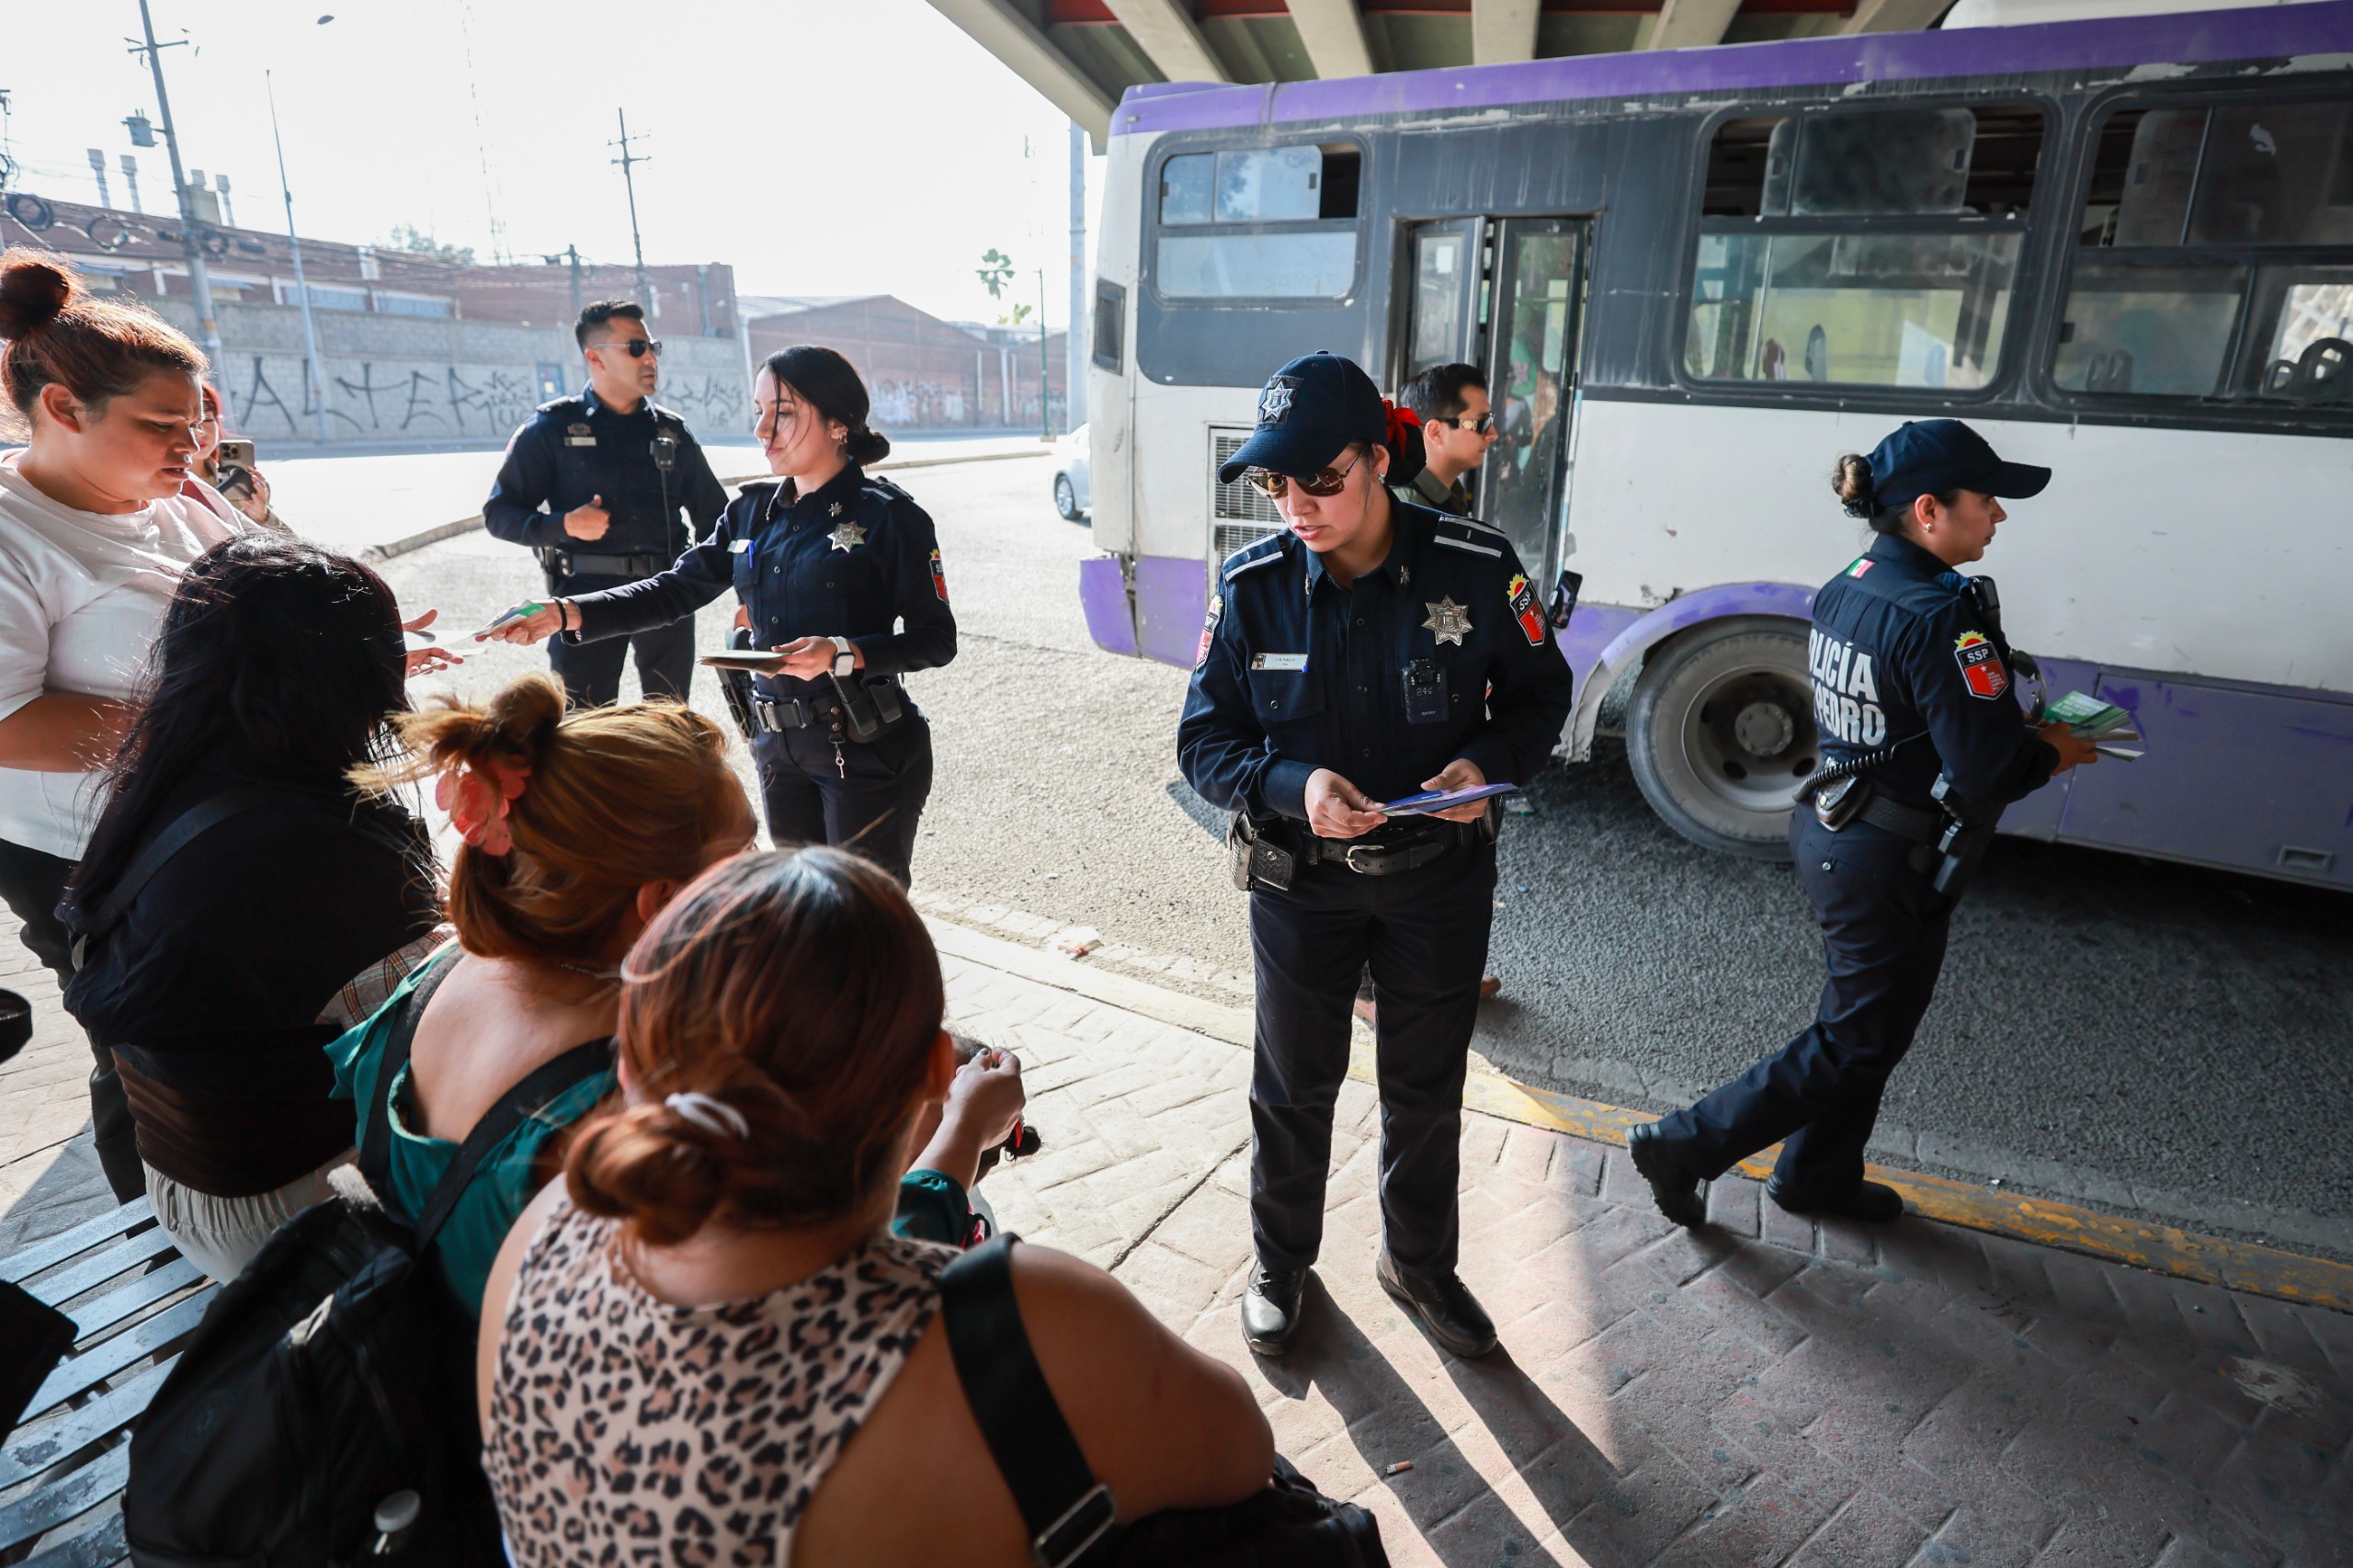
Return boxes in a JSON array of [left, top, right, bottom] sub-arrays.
[[0, 1199, 214, 1567]]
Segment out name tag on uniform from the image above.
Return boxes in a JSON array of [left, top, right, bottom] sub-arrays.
[[1251, 653, 1309, 672], [731, 538, 753, 552], [564, 436, 597, 447]]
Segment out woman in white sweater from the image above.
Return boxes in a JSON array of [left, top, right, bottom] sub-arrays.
[[0, 249, 251, 1199]]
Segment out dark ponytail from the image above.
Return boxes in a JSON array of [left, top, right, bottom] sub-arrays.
[[764, 345, 890, 466], [1381, 401, 1427, 490]]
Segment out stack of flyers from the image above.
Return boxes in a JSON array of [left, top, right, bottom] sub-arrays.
[[2044, 690, 2143, 761]]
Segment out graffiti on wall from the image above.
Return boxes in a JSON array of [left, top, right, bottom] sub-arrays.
[[870, 378, 970, 428], [230, 355, 747, 440]]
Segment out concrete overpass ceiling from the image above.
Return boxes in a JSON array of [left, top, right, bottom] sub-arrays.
[[934, 0, 1949, 131]]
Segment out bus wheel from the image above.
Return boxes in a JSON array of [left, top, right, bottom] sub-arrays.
[[1626, 619, 1814, 860]]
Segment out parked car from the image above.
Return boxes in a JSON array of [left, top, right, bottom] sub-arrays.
[[1051, 425, 1091, 521]]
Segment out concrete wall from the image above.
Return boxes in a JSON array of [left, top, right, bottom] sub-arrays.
[[150, 298, 751, 446]]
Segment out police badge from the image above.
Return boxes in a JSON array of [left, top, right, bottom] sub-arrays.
[[1257, 377, 1298, 426]]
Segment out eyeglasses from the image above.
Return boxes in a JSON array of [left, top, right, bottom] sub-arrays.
[[1443, 412, 1496, 435], [1246, 451, 1364, 499], [592, 337, 663, 358]]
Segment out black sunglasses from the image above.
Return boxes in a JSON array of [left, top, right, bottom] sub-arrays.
[[593, 337, 663, 358], [1443, 411, 1496, 435], [1246, 451, 1365, 499]]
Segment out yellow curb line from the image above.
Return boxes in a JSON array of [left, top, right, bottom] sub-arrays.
[[927, 916, 2353, 1314]]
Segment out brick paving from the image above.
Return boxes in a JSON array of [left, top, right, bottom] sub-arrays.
[[6, 912, 2348, 1565], [944, 943, 2353, 1568]]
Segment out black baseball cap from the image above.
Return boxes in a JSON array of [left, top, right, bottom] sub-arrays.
[[1215, 353, 1389, 483], [1866, 419, 2051, 510]]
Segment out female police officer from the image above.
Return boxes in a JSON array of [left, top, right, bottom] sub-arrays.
[[1629, 419, 2097, 1228], [483, 347, 952, 885], [1179, 353, 1573, 1359]]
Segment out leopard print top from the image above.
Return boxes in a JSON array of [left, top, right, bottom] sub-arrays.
[[485, 1195, 953, 1565]]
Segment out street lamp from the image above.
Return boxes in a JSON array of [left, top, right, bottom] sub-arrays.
[[266, 70, 329, 443]]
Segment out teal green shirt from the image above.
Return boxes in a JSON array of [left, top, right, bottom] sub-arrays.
[[324, 948, 616, 1316]]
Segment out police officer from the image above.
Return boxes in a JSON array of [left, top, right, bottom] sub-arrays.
[[483, 346, 951, 887], [1627, 420, 2099, 1228], [1179, 354, 1574, 1359], [1391, 362, 1497, 518], [483, 300, 729, 707]]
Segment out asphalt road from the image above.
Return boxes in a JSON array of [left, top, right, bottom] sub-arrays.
[[378, 450, 2353, 1256]]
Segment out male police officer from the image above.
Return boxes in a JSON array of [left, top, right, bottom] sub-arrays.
[[1392, 362, 1498, 517], [1179, 354, 1574, 1359], [483, 300, 730, 707]]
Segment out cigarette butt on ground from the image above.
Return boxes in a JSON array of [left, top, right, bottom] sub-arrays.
[[1382, 1461, 1415, 1477]]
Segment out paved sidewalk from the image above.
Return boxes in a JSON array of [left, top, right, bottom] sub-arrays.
[[940, 927, 2352, 1567], [6, 914, 2348, 1564]]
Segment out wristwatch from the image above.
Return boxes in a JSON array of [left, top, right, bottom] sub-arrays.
[[828, 636, 858, 678]]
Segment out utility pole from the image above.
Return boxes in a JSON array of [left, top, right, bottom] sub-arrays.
[[131, 0, 222, 360], [610, 110, 653, 312], [1037, 267, 1051, 441], [266, 71, 329, 443], [543, 244, 584, 322], [1068, 122, 1088, 430]]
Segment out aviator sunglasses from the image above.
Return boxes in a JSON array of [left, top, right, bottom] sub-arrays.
[[1246, 451, 1365, 499], [593, 337, 664, 358]]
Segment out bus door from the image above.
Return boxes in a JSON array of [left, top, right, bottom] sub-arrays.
[[1398, 216, 1589, 579]]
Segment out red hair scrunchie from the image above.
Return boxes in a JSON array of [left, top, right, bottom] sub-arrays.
[[1382, 400, 1423, 453], [435, 757, 532, 858]]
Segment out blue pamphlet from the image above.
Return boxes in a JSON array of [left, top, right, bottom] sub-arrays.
[[1377, 782, 1518, 817]]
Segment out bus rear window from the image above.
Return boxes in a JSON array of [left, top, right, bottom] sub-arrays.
[[1159, 147, 1360, 225]]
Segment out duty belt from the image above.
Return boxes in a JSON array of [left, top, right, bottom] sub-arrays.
[[551, 550, 665, 579], [754, 679, 902, 735], [1855, 795, 1942, 846], [1300, 817, 1487, 875]]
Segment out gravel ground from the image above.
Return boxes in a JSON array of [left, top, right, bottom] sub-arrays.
[[378, 451, 2353, 1248]]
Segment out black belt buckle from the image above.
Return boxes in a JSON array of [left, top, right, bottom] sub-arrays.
[[755, 697, 810, 732]]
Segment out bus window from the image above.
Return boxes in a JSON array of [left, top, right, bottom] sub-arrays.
[[1153, 143, 1364, 301], [1684, 106, 2039, 391], [1407, 226, 1470, 376], [2058, 94, 2353, 407]]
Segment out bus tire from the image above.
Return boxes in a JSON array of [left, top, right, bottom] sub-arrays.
[[1626, 618, 1816, 860]]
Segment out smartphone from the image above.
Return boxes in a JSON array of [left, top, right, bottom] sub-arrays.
[[0, 1279, 77, 1437], [215, 437, 256, 469], [699, 650, 790, 672]]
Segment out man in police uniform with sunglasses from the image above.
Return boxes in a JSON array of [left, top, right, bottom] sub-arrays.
[[483, 299, 730, 707], [1179, 353, 1574, 1360]]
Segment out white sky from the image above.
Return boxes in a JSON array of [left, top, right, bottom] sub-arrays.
[[2, 0, 1104, 329]]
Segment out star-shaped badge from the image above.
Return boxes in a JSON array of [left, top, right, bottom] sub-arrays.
[[1423, 596, 1472, 646], [828, 501, 844, 517], [829, 519, 867, 552]]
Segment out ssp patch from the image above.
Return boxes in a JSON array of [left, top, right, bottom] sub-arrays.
[[1506, 574, 1547, 646], [1952, 630, 2008, 700], [928, 548, 949, 602], [1196, 593, 1222, 668]]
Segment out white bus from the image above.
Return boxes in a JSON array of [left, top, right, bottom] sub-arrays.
[[1074, 2, 2353, 888]]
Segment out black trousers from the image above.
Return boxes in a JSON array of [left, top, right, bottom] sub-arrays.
[[753, 711, 934, 888], [546, 571, 696, 709], [1650, 812, 1954, 1203], [0, 836, 145, 1202], [1247, 840, 1495, 1278]]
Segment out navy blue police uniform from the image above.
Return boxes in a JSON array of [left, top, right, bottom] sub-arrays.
[[483, 387, 730, 708], [554, 461, 954, 886], [1178, 356, 1572, 1350], [1631, 421, 2061, 1221]]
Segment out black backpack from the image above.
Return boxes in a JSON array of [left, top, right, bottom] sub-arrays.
[[124, 953, 613, 1566], [938, 1233, 1389, 1567]]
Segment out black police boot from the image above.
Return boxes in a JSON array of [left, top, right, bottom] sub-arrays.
[[1627, 1122, 1708, 1228], [1768, 1180, 1907, 1224], [1376, 1254, 1498, 1359], [1240, 1263, 1309, 1357]]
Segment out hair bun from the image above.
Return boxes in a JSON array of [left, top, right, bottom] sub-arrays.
[[845, 426, 890, 465], [0, 253, 74, 337], [1832, 452, 1877, 519]]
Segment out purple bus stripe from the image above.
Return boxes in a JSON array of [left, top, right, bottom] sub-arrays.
[[1113, 3, 2353, 137]]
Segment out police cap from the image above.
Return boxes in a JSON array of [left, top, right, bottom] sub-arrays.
[[1866, 419, 2051, 510], [1215, 353, 1388, 483]]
